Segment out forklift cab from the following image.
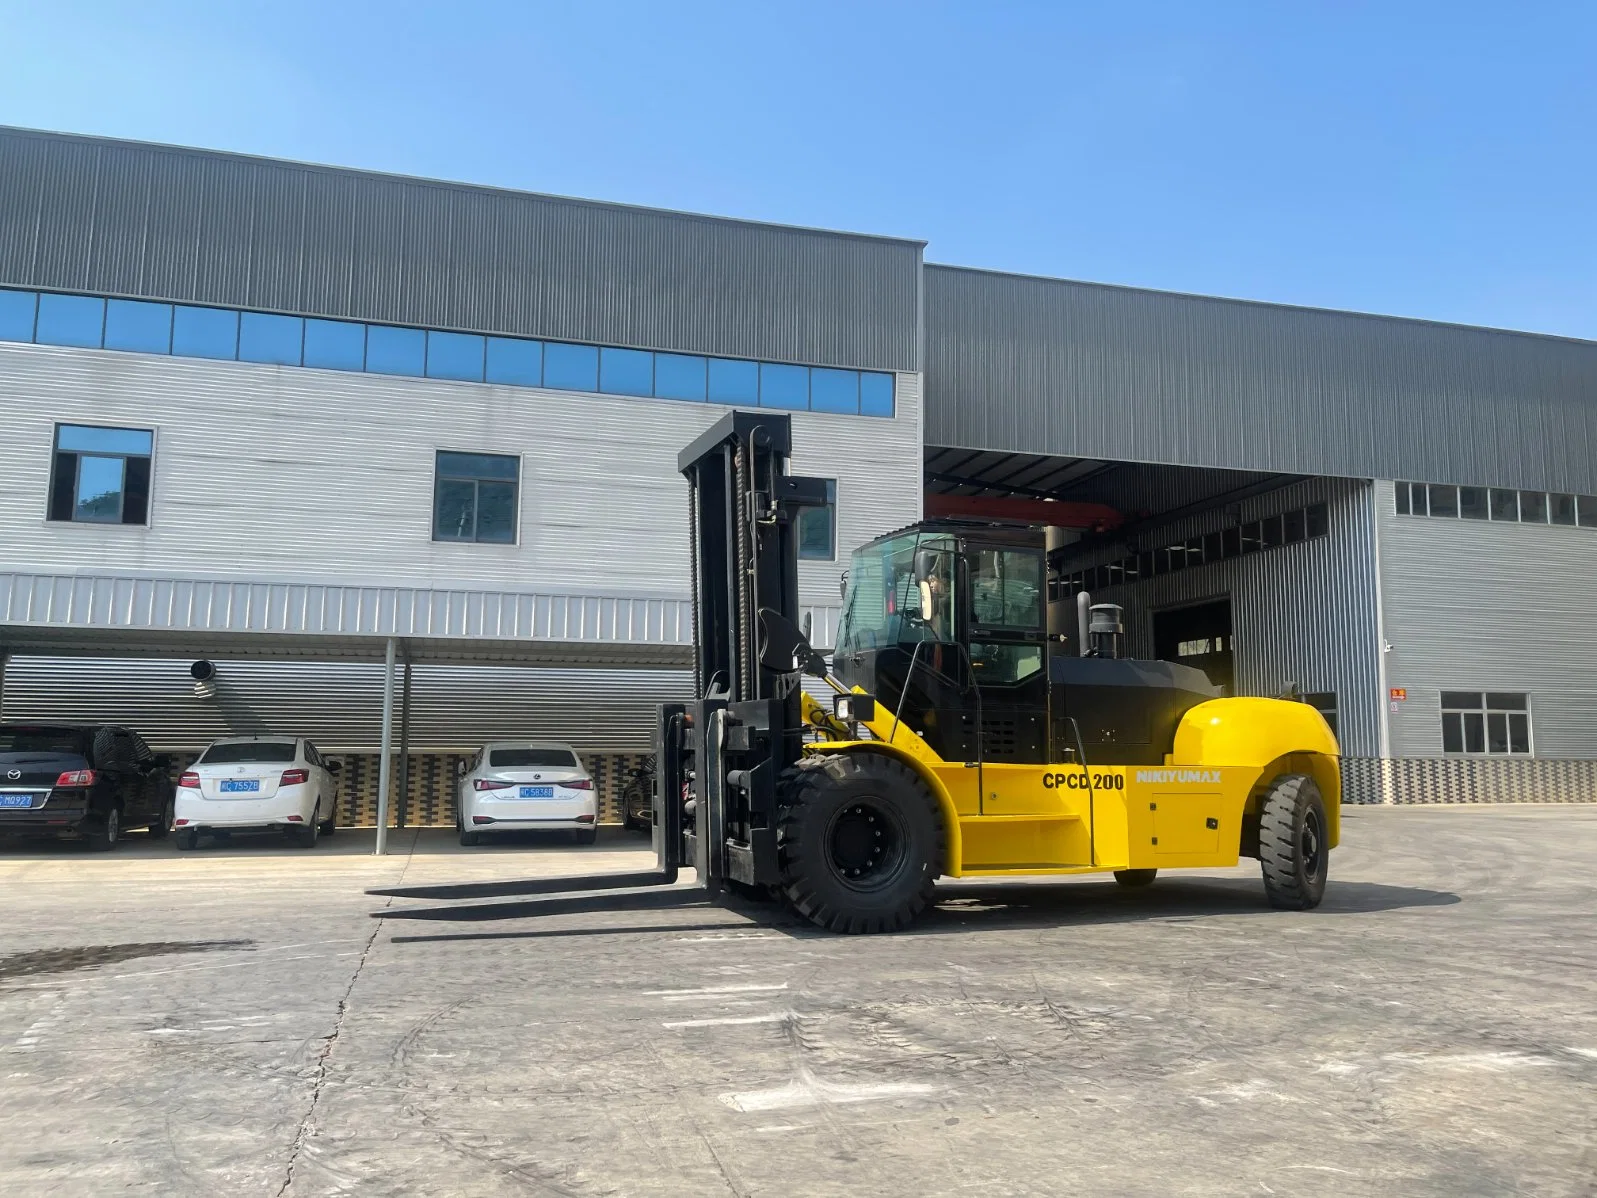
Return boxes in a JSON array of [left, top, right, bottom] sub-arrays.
[[833, 522, 1051, 764]]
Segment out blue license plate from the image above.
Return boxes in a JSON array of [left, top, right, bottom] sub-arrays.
[[0, 794, 37, 809], [220, 779, 261, 794], [519, 785, 555, 799]]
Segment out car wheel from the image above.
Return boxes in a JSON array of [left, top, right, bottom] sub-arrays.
[[148, 793, 175, 839], [174, 828, 199, 851], [573, 827, 598, 846], [85, 807, 121, 852], [292, 818, 320, 849], [457, 808, 480, 847], [317, 795, 337, 836]]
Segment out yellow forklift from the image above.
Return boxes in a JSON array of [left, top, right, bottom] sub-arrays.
[[374, 412, 1338, 932]]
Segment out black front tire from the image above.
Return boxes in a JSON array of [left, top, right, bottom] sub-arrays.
[[1258, 773, 1329, 910], [318, 797, 337, 836], [777, 752, 944, 934], [1114, 869, 1157, 888]]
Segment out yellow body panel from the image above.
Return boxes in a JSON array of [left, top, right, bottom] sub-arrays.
[[805, 692, 1340, 879]]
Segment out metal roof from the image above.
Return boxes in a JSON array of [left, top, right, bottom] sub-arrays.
[[0, 125, 923, 372], [924, 263, 1597, 494]]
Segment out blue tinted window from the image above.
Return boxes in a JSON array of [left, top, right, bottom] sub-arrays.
[[759, 363, 809, 410], [238, 312, 304, 365], [56, 424, 154, 455], [437, 451, 519, 480], [427, 331, 485, 381], [544, 342, 598, 391], [707, 358, 758, 405], [486, 337, 542, 386], [654, 353, 706, 401], [102, 300, 172, 354], [600, 347, 653, 396], [0, 289, 36, 341], [36, 293, 105, 348], [303, 319, 366, 371], [809, 368, 859, 414], [366, 325, 425, 376], [860, 372, 894, 418], [172, 305, 238, 360]]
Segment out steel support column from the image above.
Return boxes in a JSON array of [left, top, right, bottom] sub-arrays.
[[375, 636, 397, 855], [396, 658, 413, 828]]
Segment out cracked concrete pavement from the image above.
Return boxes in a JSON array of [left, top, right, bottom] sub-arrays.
[[2, 807, 1595, 1196]]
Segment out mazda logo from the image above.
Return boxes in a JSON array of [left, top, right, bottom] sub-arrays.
[[5, 769, 18, 781]]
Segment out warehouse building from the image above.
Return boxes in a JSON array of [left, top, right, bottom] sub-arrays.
[[1, 125, 1594, 822]]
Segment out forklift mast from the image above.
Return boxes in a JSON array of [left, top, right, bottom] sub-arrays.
[[658, 412, 830, 891]]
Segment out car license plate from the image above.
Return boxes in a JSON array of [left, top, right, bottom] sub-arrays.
[[220, 779, 261, 794], [519, 785, 555, 799], [0, 794, 37, 809]]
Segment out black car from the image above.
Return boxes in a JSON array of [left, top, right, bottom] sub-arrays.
[[0, 723, 175, 850]]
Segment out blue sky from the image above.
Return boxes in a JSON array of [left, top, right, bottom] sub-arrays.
[[2, 1, 1593, 339]]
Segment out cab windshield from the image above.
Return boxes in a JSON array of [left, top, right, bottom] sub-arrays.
[[838, 532, 958, 653]]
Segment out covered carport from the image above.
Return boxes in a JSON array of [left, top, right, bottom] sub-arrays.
[[0, 569, 847, 849]]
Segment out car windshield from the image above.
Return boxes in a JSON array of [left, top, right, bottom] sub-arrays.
[[0, 727, 88, 755], [199, 741, 298, 764], [488, 748, 579, 769]]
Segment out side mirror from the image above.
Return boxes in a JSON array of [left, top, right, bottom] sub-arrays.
[[838, 569, 849, 600], [150, 753, 173, 771], [914, 549, 938, 583], [327, 760, 344, 774]]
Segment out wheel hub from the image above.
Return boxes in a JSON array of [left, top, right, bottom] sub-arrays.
[[1301, 809, 1323, 880], [825, 800, 906, 891]]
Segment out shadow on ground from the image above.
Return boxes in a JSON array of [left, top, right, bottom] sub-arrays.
[[382, 876, 1459, 943]]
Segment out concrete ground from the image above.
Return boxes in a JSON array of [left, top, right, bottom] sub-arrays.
[[1, 808, 1594, 1198]]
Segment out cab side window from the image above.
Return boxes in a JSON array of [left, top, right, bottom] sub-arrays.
[[969, 548, 1044, 630]]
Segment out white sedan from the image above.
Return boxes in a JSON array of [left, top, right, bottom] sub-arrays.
[[457, 742, 597, 845], [174, 736, 340, 850]]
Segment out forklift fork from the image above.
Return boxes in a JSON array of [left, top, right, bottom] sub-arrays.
[[369, 705, 696, 921]]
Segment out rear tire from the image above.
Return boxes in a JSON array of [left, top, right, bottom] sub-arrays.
[[457, 811, 480, 847], [85, 807, 120, 852], [174, 828, 199, 851], [1258, 773, 1329, 910], [292, 818, 320, 848], [148, 793, 174, 838], [776, 752, 944, 934], [573, 827, 598, 846], [318, 797, 336, 836], [1114, 869, 1157, 888]]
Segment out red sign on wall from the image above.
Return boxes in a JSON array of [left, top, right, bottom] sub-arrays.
[[1390, 688, 1407, 702]]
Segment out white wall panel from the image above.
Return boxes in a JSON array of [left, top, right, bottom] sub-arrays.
[[0, 344, 922, 634], [1375, 480, 1597, 758]]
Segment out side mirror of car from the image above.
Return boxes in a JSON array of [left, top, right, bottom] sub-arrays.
[[327, 760, 343, 774], [150, 753, 173, 771]]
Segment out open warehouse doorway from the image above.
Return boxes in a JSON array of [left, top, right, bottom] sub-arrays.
[[922, 445, 1379, 768]]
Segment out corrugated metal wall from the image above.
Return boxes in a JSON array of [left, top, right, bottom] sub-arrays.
[[0, 656, 689, 753], [924, 265, 1597, 494], [0, 345, 922, 615], [1058, 477, 1383, 757], [0, 126, 922, 372], [1375, 480, 1597, 759]]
